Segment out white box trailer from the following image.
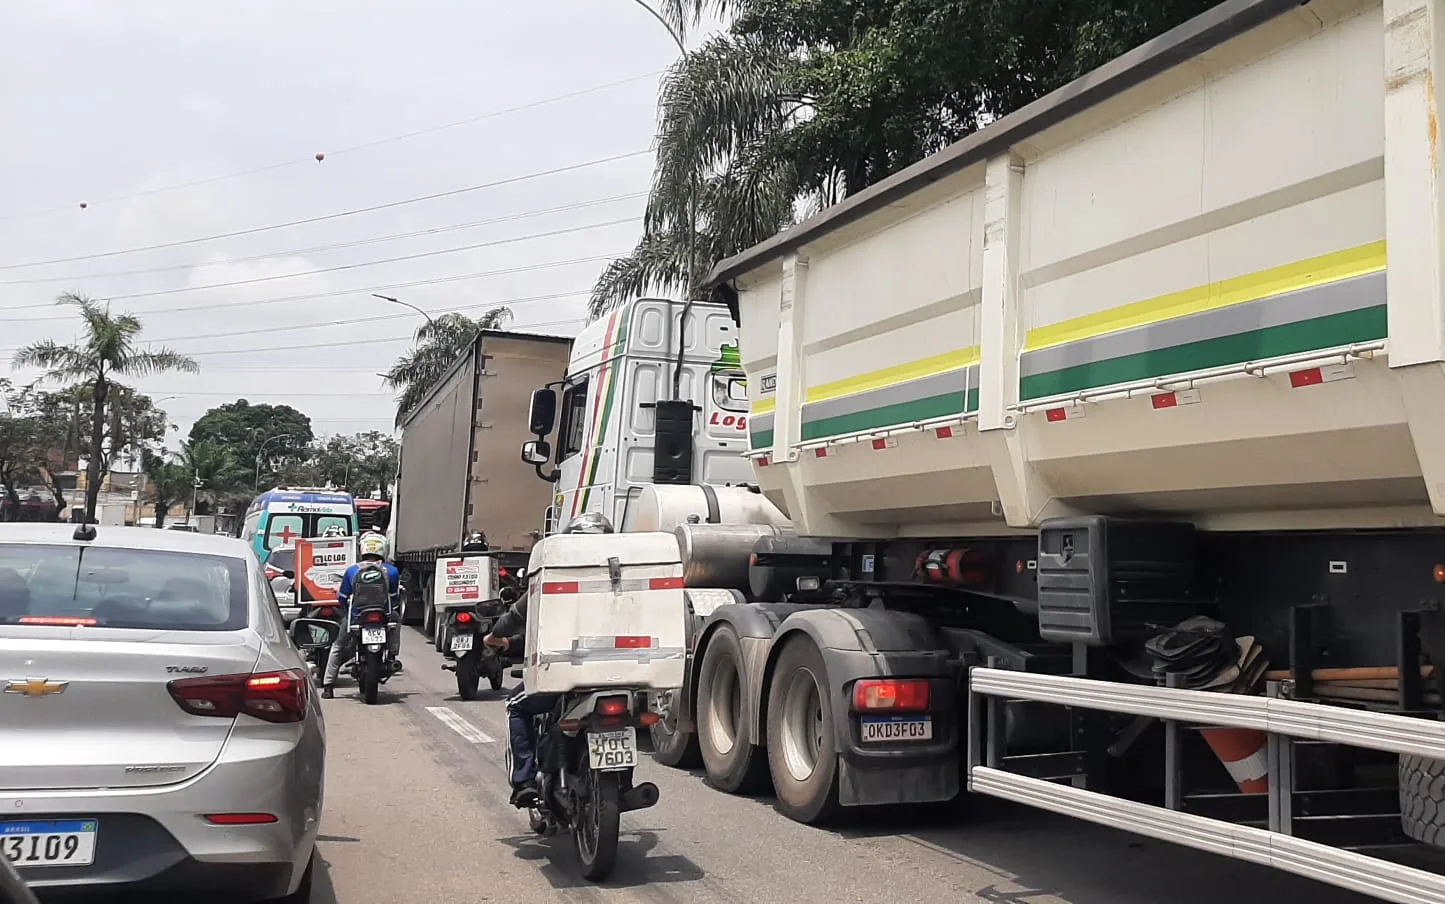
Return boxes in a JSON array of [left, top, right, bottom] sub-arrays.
[[639, 1, 1445, 900]]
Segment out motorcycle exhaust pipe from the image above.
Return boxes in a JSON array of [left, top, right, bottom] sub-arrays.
[[619, 782, 659, 813]]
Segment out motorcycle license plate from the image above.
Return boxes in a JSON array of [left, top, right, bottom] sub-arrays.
[[587, 728, 637, 771], [450, 633, 474, 653], [361, 627, 387, 645]]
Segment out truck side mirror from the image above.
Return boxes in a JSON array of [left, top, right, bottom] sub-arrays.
[[528, 388, 557, 436], [521, 440, 551, 466]]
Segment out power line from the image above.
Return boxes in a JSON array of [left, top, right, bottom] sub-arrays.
[[2, 69, 665, 223], [0, 193, 645, 287], [98, 216, 637, 303], [0, 149, 650, 271], [2, 252, 623, 323]]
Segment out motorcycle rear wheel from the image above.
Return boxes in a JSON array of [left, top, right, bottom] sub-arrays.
[[359, 652, 381, 705], [573, 770, 621, 882], [456, 655, 481, 700]]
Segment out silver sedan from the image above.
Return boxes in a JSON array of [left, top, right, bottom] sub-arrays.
[[0, 523, 334, 902]]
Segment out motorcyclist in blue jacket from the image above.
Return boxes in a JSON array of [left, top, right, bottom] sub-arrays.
[[322, 531, 402, 698]]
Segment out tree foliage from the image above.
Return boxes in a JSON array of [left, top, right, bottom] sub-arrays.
[[291, 431, 399, 500], [12, 294, 197, 522], [141, 450, 194, 529], [383, 308, 512, 423], [592, 0, 1218, 317], [188, 399, 315, 501]]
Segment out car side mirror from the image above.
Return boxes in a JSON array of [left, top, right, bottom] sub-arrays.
[[528, 388, 557, 436], [521, 440, 551, 466], [289, 617, 339, 650]]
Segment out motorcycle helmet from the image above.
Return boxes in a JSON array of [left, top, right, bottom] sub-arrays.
[[461, 530, 488, 552], [357, 531, 390, 560], [563, 512, 614, 534]]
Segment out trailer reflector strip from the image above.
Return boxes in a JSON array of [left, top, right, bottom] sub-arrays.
[[542, 581, 580, 594], [1150, 389, 1201, 410], [1289, 363, 1354, 388], [1044, 404, 1086, 422], [934, 426, 954, 439], [871, 437, 897, 450], [814, 447, 829, 458]]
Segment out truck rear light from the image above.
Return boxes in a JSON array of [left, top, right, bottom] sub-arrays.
[[204, 813, 278, 826], [852, 678, 929, 712], [168, 670, 309, 724], [648, 577, 684, 590], [595, 695, 628, 716]]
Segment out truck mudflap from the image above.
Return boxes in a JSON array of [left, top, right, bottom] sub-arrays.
[[764, 608, 961, 807], [967, 667, 1445, 904]]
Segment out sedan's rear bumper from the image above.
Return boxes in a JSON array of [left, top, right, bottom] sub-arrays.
[[8, 719, 323, 900]]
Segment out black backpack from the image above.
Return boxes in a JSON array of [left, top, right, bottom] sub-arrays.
[[351, 562, 390, 613]]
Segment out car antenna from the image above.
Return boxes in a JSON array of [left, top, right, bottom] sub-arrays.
[[72, 522, 97, 542]]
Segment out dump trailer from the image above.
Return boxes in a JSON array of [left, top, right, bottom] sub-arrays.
[[614, 1, 1445, 901], [394, 329, 571, 636]]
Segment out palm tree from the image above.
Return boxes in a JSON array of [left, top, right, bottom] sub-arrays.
[[589, 28, 803, 318], [181, 440, 236, 515], [384, 307, 512, 424], [141, 451, 193, 529], [13, 294, 199, 524]]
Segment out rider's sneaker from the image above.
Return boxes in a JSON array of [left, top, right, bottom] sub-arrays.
[[509, 783, 539, 808], [321, 686, 335, 699]]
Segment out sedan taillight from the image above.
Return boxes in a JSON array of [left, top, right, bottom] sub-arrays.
[[167, 670, 309, 724]]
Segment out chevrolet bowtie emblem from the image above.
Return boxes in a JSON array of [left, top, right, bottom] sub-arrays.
[[4, 678, 68, 698]]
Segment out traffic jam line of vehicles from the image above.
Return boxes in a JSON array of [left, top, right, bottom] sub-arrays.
[[514, 1, 1445, 901]]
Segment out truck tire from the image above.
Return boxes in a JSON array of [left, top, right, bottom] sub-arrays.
[[1399, 753, 1445, 847], [696, 625, 770, 794], [422, 599, 435, 640], [649, 692, 701, 769], [435, 621, 449, 654], [765, 637, 842, 824]]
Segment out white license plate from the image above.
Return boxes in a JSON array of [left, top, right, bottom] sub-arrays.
[[1, 819, 98, 868], [587, 728, 637, 770], [361, 627, 387, 645], [450, 633, 474, 653], [860, 716, 933, 743]]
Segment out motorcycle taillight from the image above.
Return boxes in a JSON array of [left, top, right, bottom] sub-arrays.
[[455, 611, 472, 625], [360, 610, 386, 625], [317, 607, 336, 619]]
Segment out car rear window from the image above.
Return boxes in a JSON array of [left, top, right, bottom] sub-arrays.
[[0, 544, 248, 631], [265, 547, 296, 571]]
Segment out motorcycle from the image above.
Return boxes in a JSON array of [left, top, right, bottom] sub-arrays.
[[442, 565, 524, 700], [345, 602, 399, 705], [509, 685, 662, 881]]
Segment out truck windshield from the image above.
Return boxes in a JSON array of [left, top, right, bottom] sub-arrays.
[[0, 545, 248, 632]]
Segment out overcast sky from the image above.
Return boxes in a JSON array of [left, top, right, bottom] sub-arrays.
[[0, 1, 717, 444]]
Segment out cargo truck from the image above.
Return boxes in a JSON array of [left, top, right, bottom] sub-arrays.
[[519, 1, 1445, 900], [394, 329, 571, 644]]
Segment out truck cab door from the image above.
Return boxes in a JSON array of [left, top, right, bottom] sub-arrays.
[[551, 374, 593, 526]]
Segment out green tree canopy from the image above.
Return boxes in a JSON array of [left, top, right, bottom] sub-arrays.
[[12, 294, 196, 523], [592, 0, 1219, 317]]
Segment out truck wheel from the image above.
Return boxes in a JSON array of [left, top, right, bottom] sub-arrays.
[[435, 621, 449, 654], [649, 690, 701, 768], [696, 625, 770, 794], [766, 638, 842, 824], [1399, 753, 1445, 847], [422, 600, 435, 640]]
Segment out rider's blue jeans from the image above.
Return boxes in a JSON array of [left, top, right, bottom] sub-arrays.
[[506, 685, 557, 789]]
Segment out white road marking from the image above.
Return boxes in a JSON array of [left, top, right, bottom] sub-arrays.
[[425, 706, 495, 743]]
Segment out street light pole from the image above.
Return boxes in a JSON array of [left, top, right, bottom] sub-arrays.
[[626, 0, 697, 400], [254, 433, 295, 491], [373, 293, 435, 327]]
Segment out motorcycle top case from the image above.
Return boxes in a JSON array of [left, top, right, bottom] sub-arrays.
[[523, 531, 687, 695]]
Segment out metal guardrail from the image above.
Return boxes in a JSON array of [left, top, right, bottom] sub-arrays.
[[966, 666, 1445, 904]]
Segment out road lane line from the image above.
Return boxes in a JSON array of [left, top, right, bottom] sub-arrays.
[[425, 706, 495, 743]]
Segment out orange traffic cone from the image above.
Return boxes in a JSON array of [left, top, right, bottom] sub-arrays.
[[1200, 727, 1270, 793]]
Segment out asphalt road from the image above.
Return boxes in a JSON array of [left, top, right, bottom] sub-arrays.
[[308, 629, 1382, 904]]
